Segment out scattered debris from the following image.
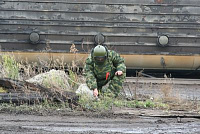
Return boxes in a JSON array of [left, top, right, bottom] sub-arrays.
[[76, 84, 94, 99], [0, 77, 78, 105]]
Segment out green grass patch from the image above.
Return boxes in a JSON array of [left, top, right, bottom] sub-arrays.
[[79, 94, 169, 112], [1, 54, 19, 79], [0, 101, 71, 115]]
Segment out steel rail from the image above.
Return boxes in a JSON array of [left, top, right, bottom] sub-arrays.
[[0, 31, 199, 39], [0, 18, 199, 25], [2, 0, 200, 7], [1, 9, 200, 16], [125, 77, 200, 85], [1, 21, 200, 30]]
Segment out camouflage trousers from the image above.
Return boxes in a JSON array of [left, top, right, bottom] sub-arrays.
[[97, 73, 126, 97]]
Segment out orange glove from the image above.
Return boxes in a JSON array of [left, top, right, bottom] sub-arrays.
[[106, 72, 110, 80]]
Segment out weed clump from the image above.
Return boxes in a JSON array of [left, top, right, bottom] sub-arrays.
[[0, 52, 189, 114], [78, 93, 168, 112], [0, 54, 19, 79]]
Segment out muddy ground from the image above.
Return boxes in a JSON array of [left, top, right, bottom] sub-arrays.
[[1, 82, 200, 133], [0, 111, 200, 134]]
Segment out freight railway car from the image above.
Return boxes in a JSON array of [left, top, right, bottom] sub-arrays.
[[1, 0, 200, 76]]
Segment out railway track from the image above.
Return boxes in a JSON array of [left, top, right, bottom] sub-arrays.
[[0, 76, 200, 103], [125, 77, 200, 85], [123, 77, 200, 101]]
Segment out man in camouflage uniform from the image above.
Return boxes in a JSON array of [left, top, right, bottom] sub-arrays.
[[84, 45, 126, 97]]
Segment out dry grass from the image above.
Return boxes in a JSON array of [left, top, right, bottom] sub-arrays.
[[159, 81, 200, 112], [0, 44, 200, 113], [125, 75, 200, 112], [0, 44, 85, 105]]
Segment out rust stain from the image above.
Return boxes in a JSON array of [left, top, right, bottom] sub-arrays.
[[4, 52, 200, 70], [156, 0, 163, 4], [1, 0, 200, 73]]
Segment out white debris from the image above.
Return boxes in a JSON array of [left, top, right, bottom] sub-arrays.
[[76, 84, 94, 99], [26, 69, 71, 91], [26, 69, 94, 99]]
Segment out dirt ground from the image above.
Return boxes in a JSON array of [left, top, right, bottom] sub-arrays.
[[0, 111, 200, 134], [1, 82, 200, 134], [123, 82, 200, 101]]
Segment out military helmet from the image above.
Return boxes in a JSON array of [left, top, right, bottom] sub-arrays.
[[92, 45, 107, 64]]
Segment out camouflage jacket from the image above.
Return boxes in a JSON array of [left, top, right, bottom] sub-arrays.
[[84, 50, 126, 90]]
